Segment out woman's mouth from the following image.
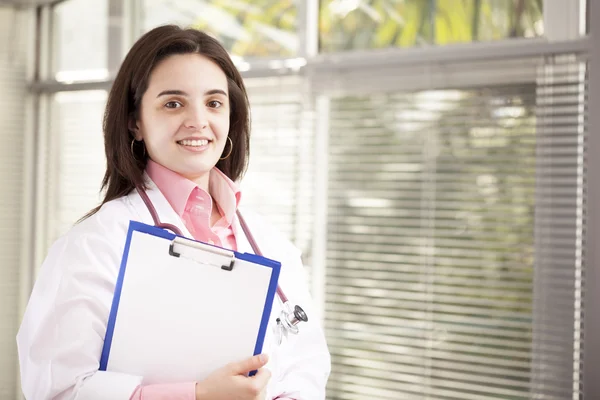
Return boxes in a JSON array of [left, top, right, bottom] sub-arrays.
[[177, 139, 210, 147], [177, 139, 211, 152]]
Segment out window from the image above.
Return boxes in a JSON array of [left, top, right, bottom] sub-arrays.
[[25, 1, 591, 399], [321, 56, 585, 399], [52, 0, 109, 81], [141, 0, 298, 58], [242, 77, 314, 254], [319, 0, 544, 52], [46, 91, 107, 247]]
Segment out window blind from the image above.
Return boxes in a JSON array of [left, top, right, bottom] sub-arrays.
[[242, 76, 315, 269], [0, 6, 29, 399], [45, 91, 107, 248], [321, 55, 586, 399]]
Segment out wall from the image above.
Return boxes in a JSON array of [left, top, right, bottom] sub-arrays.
[[0, 6, 32, 399]]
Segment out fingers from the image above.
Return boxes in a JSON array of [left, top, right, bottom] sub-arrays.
[[251, 367, 271, 389], [228, 353, 269, 375]]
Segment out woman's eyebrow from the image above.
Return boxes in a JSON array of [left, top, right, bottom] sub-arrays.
[[156, 89, 228, 97], [205, 89, 228, 97], [157, 89, 188, 98]]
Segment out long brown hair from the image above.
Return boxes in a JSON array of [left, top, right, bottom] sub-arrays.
[[83, 25, 250, 219]]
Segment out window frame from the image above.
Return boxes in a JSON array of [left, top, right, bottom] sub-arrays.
[[19, 0, 600, 399]]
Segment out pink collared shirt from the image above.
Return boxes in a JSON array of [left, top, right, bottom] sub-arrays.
[[130, 161, 294, 400], [146, 160, 240, 251]]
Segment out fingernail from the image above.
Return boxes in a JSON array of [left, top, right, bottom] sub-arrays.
[[259, 353, 267, 363]]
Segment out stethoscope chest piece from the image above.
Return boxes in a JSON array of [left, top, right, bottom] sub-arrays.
[[275, 304, 308, 345]]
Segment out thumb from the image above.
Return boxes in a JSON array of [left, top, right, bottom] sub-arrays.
[[229, 354, 269, 375]]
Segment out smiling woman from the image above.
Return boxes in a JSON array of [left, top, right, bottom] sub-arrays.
[[16, 25, 330, 400]]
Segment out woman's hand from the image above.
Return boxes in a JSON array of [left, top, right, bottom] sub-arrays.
[[195, 354, 271, 400]]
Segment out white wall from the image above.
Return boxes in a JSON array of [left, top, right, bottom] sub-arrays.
[[0, 6, 32, 399]]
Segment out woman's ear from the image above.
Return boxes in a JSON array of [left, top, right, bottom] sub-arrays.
[[128, 118, 142, 140]]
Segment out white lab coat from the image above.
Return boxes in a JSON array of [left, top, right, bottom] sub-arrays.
[[17, 177, 331, 400]]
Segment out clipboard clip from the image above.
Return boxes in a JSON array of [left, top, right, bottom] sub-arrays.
[[168, 237, 236, 271]]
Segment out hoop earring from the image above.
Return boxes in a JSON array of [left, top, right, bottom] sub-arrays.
[[220, 137, 233, 160], [131, 138, 146, 159]]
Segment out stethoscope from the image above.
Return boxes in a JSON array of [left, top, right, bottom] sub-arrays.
[[136, 187, 308, 343]]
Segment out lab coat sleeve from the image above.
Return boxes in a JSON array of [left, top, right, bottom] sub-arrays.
[[271, 253, 331, 400], [16, 221, 144, 400]]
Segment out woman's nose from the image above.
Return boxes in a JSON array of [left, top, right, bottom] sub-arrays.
[[183, 106, 208, 130]]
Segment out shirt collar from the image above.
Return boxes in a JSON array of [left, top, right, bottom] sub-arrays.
[[209, 167, 241, 225], [146, 160, 241, 222]]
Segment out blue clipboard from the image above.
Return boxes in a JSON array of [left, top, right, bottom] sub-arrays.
[[98, 220, 281, 383]]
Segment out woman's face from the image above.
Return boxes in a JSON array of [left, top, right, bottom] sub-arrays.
[[133, 53, 230, 183]]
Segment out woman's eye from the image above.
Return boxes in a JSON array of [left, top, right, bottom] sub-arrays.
[[165, 101, 182, 109], [208, 100, 222, 108]]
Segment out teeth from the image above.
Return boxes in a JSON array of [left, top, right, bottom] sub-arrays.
[[179, 139, 209, 147]]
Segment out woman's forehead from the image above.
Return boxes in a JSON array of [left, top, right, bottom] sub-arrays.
[[147, 53, 228, 95]]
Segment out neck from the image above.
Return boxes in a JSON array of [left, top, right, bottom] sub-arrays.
[[186, 171, 211, 193]]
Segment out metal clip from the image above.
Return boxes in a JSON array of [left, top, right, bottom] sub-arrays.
[[168, 237, 235, 271]]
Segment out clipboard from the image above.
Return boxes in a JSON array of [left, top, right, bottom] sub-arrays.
[[99, 220, 281, 384]]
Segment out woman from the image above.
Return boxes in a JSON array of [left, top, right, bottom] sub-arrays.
[[17, 25, 330, 400]]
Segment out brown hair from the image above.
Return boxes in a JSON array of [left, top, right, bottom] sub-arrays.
[[84, 25, 250, 219]]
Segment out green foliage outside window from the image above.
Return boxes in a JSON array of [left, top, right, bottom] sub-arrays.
[[320, 0, 543, 52], [175, 0, 543, 58], [188, 0, 297, 58]]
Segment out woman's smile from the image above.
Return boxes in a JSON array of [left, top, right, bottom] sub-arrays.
[[177, 138, 212, 152]]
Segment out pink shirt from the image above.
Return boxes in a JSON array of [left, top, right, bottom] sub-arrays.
[[147, 160, 240, 251], [130, 162, 294, 399]]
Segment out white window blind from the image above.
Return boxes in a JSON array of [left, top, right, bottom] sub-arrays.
[[45, 91, 107, 248], [319, 55, 586, 399], [0, 6, 29, 399], [242, 76, 315, 267]]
